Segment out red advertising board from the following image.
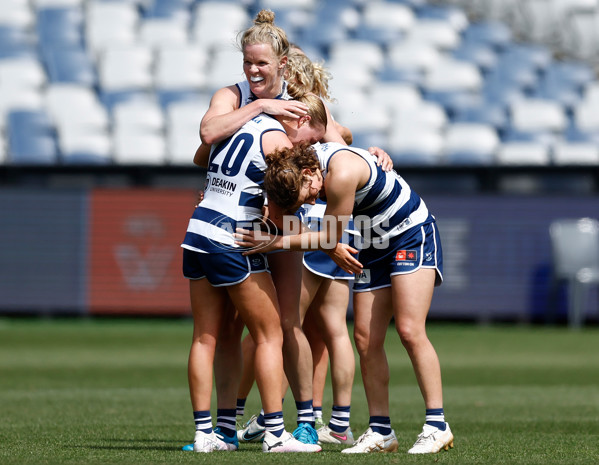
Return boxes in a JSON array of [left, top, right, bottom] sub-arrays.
[[89, 188, 197, 315]]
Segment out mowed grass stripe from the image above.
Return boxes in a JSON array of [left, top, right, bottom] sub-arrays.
[[1, 319, 598, 464]]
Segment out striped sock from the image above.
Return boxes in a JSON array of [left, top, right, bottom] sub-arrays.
[[256, 409, 265, 427], [369, 415, 392, 436], [263, 411, 285, 438], [329, 405, 350, 433], [193, 410, 212, 434], [216, 408, 237, 437], [295, 400, 315, 427], [236, 398, 246, 417], [313, 406, 323, 422], [425, 408, 446, 431]]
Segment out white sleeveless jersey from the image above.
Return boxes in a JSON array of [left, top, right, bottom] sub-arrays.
[[313, 142, 432, 247], [182, 115, 286, 253], [236, 80, 291, 107]]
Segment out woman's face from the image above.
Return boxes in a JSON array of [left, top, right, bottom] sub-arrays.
[[282, 118, 326, 146], [243, 43, 286, 99], [295, 169, 323, 209]]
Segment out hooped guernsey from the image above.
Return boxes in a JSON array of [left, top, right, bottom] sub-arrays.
[[182, 114, 285, 253], [313, 142, 434, 248]]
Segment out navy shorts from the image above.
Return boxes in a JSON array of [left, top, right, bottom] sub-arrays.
[[302, 232, 358, 280], [353, 221, 443, 292], [182, 247, 269, 287]]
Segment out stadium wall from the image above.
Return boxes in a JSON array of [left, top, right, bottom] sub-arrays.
[[0, 187, 597, 322]]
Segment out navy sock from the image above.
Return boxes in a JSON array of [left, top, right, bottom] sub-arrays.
[[256, 409, 265, 427], [329, 405, 351, 433], [193, 410, 212, 434], [369, 415, 392, 436], [425, 408, 446, 430], [236, 398, 246, 417], [263, 411, 285, 437], [295, 400, 315, 427], [216, 408, 237, 437]]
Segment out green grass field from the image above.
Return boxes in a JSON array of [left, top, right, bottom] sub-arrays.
[[1, 318, 598, 464]]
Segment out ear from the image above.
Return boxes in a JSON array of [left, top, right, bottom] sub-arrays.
[[279, 56, 288, 69], [299, 114, 312, 126]]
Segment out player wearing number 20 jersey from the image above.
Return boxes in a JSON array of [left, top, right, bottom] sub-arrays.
[[182, 114, 285, 254]]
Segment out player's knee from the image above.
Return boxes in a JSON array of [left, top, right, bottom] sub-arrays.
[[396, 321, 425, 349]]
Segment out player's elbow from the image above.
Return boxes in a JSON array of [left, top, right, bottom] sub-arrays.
[[199, 127, 218, 146]]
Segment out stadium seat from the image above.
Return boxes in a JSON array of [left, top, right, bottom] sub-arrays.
[[203, 46, 245, 93], [258, 0, 317, 9], [165, 97, 209, 165], [138, 18, 189, 48], [97, 45, 153, 92], [0, 86, 44, 132], [453, 101, 509, 133], [361, 2, 415, 35], [574, 101, 599, 132], [404, 18, 461, 50], [452, 41, 498, 73], [6, 109, 59, 164], [553, 141, 599, 165], [422, 58, 483, 93], [461, 20, 513, 51], [327, 40, 385, 74], [387, 128, 444, 166], [549, 217, 599, 328], [0, 0, 35, 28], [43, 47, 97, 86], [36, 6, 83, 49], [391, 100, 448, 132], [0, 24, 35, 58], [482, 73, 526, 108], [155, 45, 208, 91], [532, 61, 594, 110], [44, 84, 109, 144], [368, 82, 422, 117], [443, 123, 499, 165], [191, 1, 250, 51], [0, 57, 47, 90], [113, 130, 167, 165], [510, 99, 568, 133], [58, 128, 112, 164], [496, 141, 550, 165], [416, 4, 469, 32], [141, 0, 191, 21], [387, 40, 442, 73], [85, 0, 138, 54], [112, 98, 165, 135], [583, 81, 599, 103]]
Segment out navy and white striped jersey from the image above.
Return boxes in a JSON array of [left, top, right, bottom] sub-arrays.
[[182, 115, 286, 253], [236, 80, 291, 107], [314, 142, 433, 248]]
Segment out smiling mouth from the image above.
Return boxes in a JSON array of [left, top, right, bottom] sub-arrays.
[[250, 76, 264, 83]]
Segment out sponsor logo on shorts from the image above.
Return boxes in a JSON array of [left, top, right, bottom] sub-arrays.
[[355, 269, 371, 283], [395, 249, 418, 261]]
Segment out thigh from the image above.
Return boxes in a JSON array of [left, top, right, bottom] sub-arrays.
[[226, 271, 282, 344], [313, 279, 350, 337], [391, 268, 436, 329], [190, 278, 228, 339], [300, 267, 324, 323], [353, 287, 393, 347], [268, 251, 303, 324]]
